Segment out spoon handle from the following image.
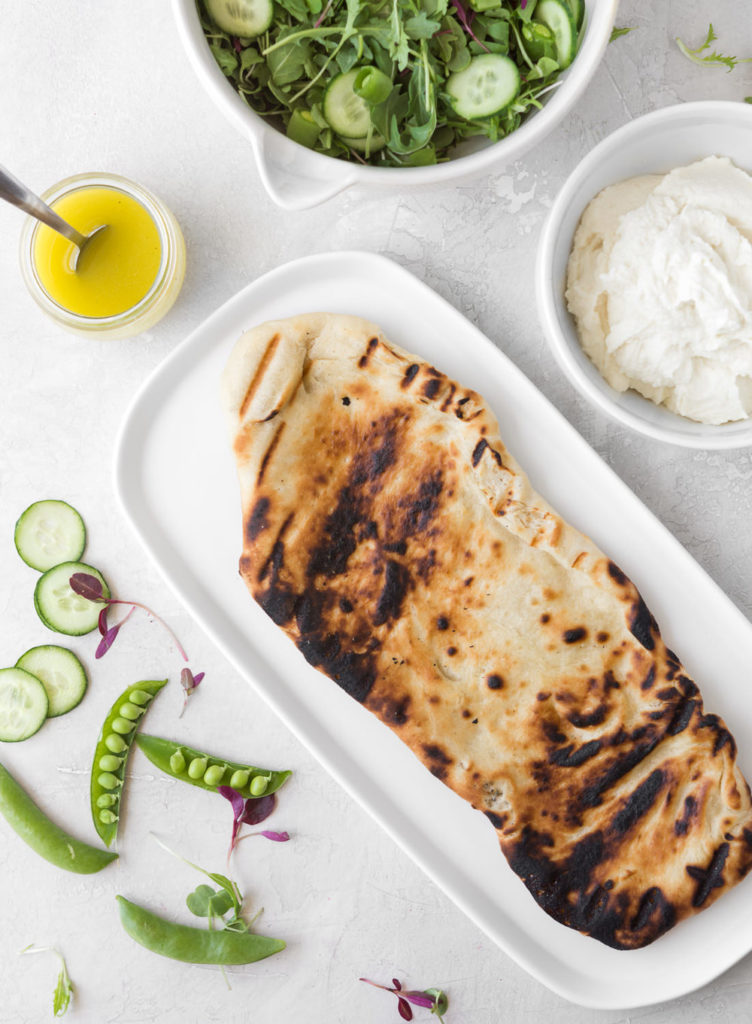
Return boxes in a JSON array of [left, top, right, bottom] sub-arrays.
[[0, 164, 88, 250]]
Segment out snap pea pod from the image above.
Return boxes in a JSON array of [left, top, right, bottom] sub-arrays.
[[0, 761, 117, 873], [90, 679, 167, 847], [116, 896, 286, 964], [134, 734, 291, 800]]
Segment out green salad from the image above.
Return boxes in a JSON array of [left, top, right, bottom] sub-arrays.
[[200, 0, 584, 166]]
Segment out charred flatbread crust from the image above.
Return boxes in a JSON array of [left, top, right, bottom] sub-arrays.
[[221, 313, 752, 949]]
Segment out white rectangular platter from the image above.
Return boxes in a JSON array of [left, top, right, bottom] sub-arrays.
[[115, 251, 752, 1009]]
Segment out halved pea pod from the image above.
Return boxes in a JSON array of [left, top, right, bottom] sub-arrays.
[[134, 733, 291, 800], [90, 679, 167, 847]]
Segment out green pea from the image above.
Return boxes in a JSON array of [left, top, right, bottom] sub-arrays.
[[169, 750, 186, 774], [187, 757, 208, 780], [229, 770, 249, 790], [111, 717, 135, 735], [250, 775, 269, 796], [105, 734, 128, 754], [129, 689, 151, 706], [98, 772, 120, 790], [98, 809, 118, 825], [203, 764, 225, 787], [119, 702, 142, 722], [99, 754, 122, 773], [97, 794, 116, 809]]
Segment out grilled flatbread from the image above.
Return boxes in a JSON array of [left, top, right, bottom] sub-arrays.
[[221, 313, 752, 949]]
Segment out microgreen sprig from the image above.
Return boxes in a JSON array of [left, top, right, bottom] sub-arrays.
[[360, 977, 449, 1022], [20, 945, 74, 1018], [69, 572, 205, 709], [217, 786, 290, 863], [676, 23, 752, 72]]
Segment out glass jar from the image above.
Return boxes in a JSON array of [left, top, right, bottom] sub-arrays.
[[19, 171, 186, 340]]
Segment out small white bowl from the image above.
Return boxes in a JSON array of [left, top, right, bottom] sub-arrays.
[[536, 100, 752, 450], [173, 0, 617, 210]]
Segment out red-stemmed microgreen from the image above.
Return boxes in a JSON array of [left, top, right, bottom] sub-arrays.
[[217, 787, 289, 864], [179, 667, 204, 717], [69, 572, 204, 708], [449, 0, 489, 53], [360, 978, 449, 1023]]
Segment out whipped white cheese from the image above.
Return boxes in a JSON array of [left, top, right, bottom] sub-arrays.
[[565, 156, 752, 424]]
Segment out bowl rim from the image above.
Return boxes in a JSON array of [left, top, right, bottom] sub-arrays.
[[535, 99, 752, 451], [173, 0, 619, 187]]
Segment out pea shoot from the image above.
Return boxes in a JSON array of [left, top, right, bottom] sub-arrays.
[[20, 945, 74, 1018]]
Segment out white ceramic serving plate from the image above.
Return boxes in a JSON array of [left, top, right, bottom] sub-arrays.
[[536, 100, 752, 450], [115, 251, 752, 1009], [173, 0, 618, 209]]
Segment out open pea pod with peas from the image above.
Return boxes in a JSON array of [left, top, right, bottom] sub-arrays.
[[90, 679, 167, 847], [134, 734, 291, 799]]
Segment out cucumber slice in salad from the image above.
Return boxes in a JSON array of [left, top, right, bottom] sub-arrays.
[[534, 0, 578, 69], [34, 562, 110, 637], [323, 71, 373, 139], [568, 0, 584, 31], [446, 54, 521, 120], [15, 646, 88, 718], [14, 500, 86, 572], [204, 0, 273, 38], [0, 668, 49, 742]]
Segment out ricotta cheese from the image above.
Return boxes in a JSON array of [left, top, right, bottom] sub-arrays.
[[565, 156, 752, 424]]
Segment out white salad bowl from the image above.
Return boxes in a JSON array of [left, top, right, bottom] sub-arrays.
[[536, 100, 752, 450], [173, 0, 617, 209]]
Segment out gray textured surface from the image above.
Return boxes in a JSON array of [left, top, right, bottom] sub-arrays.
[[1, 1, 751, 1021]]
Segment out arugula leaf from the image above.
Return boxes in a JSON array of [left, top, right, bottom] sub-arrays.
[[676, 23, 752, 72], [609, 26, 635, 43]]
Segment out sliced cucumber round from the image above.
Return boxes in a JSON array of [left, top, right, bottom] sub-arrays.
[[16, 646, 88, 718], [446, 54, 521, 121], [323, 70, 373, 139], [568, 0, 584, 31], [534, 0, 578, 68], [340, 132, 386, 154], [204, 0, 273, 37], [0, 668, 49, 742], [34, 562, 110, 637], [14, 500, 86, 573]]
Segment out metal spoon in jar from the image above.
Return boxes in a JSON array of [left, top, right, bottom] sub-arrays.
[[0, 164, 106, 270]]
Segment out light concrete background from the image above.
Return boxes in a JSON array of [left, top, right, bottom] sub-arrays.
[[1, 1, 751, 1021]]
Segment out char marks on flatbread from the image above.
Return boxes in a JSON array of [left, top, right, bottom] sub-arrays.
[[221, 313, 752, 949]]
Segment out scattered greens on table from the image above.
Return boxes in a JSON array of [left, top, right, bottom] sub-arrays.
[[20, 945, 74, 1018], [200, 0, 583, 166], [675, 23, 752, 72]]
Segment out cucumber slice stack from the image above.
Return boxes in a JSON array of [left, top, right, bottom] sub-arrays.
[[4, 500, 103, 740]]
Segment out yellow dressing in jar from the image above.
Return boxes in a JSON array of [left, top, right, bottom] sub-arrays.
[[33, 187, 162, 318], [20, 172, 186, 340]]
